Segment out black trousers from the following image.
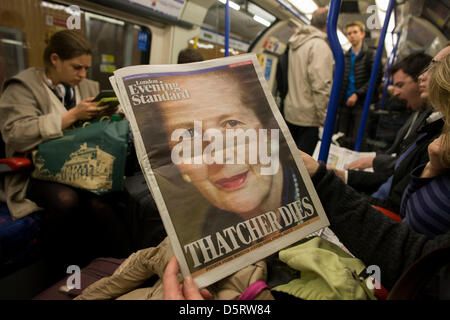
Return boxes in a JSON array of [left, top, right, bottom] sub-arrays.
[[286, 122, 319, 156], [337, 104, 364, 141], [27, 179, 132, 279]]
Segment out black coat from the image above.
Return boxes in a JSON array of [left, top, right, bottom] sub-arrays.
[[347, 118, 444, 213], [372, 106, 434, 176], [339, 43, 382, 106], [312, 163, 450, 292]]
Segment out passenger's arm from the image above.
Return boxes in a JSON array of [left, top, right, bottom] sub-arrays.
[[61, 97, 108, 130], [0, 82, 62, 153], [163, 256, 212, 300], [372, 154, 396, 175], [347, 169, 389, 194], [399, 136, 450, 220], [0, 82, 110, 153], [420, 135, 448, 178], [308, 40, 333, 124], [346, 156, 374, 170], [300, 150, 450, 290], [399, 164, 430, 218]]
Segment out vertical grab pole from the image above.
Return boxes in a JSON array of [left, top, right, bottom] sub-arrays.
[[354, 0, 395, 151], [318, 0, 345, 162], [224, 0, 230, 57], [378, 32, 401, 110]]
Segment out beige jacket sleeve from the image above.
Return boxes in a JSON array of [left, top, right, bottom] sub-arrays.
[[75, 237, 175, 300], [0, 82, 63, 155], [75, 237, 273, 300], [308, 39, 334, 125]]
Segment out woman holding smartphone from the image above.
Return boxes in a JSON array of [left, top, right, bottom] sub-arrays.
[[0, 30, 131, 279]]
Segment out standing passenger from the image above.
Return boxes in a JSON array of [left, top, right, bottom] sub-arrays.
[[283, 8, 334, 155], [177, 48, 204, 64], [346, 53, 433, 173], [337, 21, 382, 145]]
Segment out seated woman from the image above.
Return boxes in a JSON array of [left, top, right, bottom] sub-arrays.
[[400, 52, 450, 237], [0, 30, 131, 276]]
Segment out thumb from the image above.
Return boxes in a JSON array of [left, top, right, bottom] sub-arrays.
[[182, 276, 206, 300]]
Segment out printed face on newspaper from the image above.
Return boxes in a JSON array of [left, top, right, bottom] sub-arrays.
[[111, 54, 329, 288]]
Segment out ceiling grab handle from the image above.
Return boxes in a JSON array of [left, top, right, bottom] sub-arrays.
[[318, 0, 345, 163], [354, 0, 396, 151], [225, 0, 230, 57]]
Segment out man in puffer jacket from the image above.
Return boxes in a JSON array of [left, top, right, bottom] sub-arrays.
[[337, 21, 382, 144]]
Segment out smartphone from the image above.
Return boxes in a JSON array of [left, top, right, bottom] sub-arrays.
[[96, 97, 119, 109], [93, 90, 116, 102]]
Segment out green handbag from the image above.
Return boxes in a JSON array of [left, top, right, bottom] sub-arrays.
[[32, 116, 130, 195]]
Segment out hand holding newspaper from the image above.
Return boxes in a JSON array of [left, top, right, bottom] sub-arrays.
[[110, 54, 329, 288], [312, 141, 376, 171]]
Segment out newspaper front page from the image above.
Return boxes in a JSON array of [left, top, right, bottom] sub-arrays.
[[111, 54, 329, 288]]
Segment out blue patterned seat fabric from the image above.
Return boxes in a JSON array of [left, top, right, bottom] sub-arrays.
[[0, 203, 42, 268]]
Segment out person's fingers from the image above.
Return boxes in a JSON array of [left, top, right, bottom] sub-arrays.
[[428, 137, 441, 155], [96, 105, 112, 112], [200, 288, 213, 300], [298, 149, 319, 176], [163, 256, 184, 300], [182, 276, 205, 300], [347, 163, 357, 170]]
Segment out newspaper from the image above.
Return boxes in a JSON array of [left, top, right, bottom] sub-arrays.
[[110, 54, 329, 288], [312, 141, 376, 171]]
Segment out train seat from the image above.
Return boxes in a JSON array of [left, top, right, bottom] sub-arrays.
[[0, 157, 43, 276], [0, 203, 42, 273]]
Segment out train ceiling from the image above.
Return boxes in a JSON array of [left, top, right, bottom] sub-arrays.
[[202, 0, 379, 42], [203, 0, 449, 50]]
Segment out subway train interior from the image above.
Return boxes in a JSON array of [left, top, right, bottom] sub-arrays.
[[0, 0, 449, 301]]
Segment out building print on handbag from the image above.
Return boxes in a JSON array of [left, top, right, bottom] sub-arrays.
[[32, 143, 115, 192]]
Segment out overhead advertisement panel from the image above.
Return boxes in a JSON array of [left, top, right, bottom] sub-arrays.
[[127, 0, 186, 19], [199, 27, 250, 52]]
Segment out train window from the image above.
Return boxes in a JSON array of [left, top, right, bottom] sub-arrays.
[[0, 0, 151, 91], [84, 11, 151, 89], [0, 26, 28, 90], [190, 1, 277, 59]]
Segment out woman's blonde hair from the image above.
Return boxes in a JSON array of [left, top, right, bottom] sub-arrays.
[[428, 54, 450, 167]]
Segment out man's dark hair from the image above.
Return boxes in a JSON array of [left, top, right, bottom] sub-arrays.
[[177, 48, 204, 64], [43, 30, 92, 67], [311, 8, 328, 31], [388, 52, 433, 81]]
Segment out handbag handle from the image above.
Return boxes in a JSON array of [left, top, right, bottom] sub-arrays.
[[81, 116, 112, 128]]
